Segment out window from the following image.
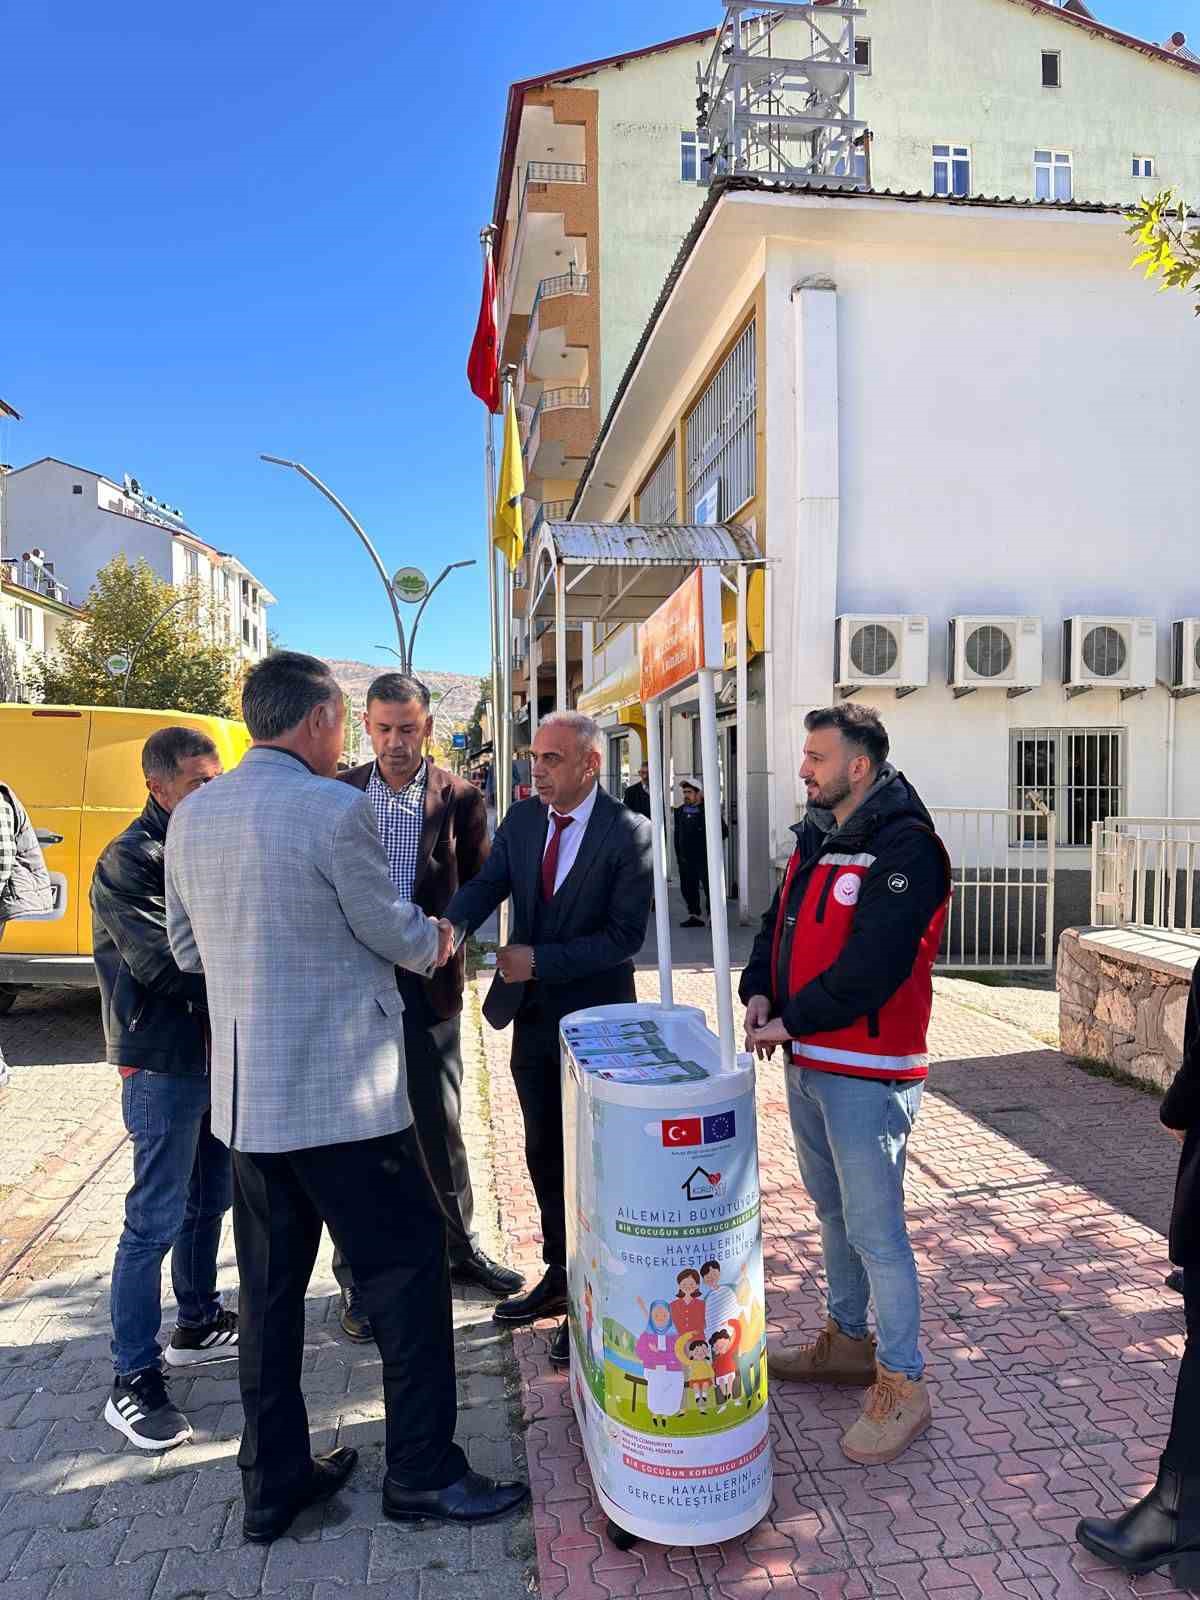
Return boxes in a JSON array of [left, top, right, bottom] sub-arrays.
[[933, 144, 971, 197], [679, 130, 712, 183], [1034, 149, 1072, 201], [71, 484, 83, 495], [1041, 50, 1061, 87], [15, 605, 33, 644], [854, 36, 871, 71], [1133, 155, 1155, 178], [684, 319, 756, 520], [243, 618, 250, 644], [638, 440, 678, 525], [1009, 728, 1124, 848], [186, 548, 199, 581]]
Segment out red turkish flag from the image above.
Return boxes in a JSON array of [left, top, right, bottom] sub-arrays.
[[661, 1117, 702, 1147], [467, 253, 501, 413]]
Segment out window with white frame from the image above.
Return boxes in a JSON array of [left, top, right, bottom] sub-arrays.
[[1034, 149, 1072, 201], [186, 547, 200, 581], [854, 37, 871, 71], [1132, 155, 1155, 178], [15, 605, 34, 644], [933, 144, 971, 197], [1009, 727, 1124, 847], [679, 130, 712, 183], [684, 319, 756, 520]]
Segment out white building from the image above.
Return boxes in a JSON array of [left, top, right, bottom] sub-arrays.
[[550, 182, 1200, 951], [1, 458, 275, 660], [0, 554, 81, 700]]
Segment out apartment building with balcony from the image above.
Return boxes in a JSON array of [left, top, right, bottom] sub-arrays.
[[492, 0, 1200, 732], [0, 553, 81, 700], [1, 457, 276, 662]]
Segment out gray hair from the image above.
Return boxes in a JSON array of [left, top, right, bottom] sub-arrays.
[[142, 725, 218, 783], [241, 651, 339, 741], [539, 710, 603, 758]]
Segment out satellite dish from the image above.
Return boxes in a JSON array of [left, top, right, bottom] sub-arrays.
[[392, 566, 429, 604], [105, 653, 131, 677]]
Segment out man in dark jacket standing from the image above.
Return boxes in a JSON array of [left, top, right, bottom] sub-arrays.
[[0, 781, 54, 1087], [333, 673, 523, 1342], [622, 763, 652, 820], [91, 726, 234, 1450], [742, 704, 949, 1467], [673, 777, 726, 928]]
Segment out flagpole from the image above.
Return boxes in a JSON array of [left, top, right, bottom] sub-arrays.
[[479, 226, 503, 832], [499, 365, 518, 834]]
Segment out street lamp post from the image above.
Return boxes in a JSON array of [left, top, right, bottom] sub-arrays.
[[113, 592, 191, 707]]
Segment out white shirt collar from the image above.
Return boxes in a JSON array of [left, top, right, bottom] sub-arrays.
[[550, 780, 599, 830]]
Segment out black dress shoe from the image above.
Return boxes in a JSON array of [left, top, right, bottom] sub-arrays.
[[338, 1286, 373, 1344], [1077, 1467, 1200, 1581], [243, 1447, 358, 1544], [451, 1248, 526, 1298], [1166, 1268, 1186, 1296], [383, 1467, 530, 1525], [549, 1320, 570, 1368], [493, 1267, 568, 1326]]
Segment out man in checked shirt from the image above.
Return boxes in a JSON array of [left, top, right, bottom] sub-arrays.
[[334, 674, 524, 1340]]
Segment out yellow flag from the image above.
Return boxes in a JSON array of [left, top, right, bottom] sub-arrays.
[[493, 389, 525, 572]]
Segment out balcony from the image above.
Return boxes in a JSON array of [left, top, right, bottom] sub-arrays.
[[529, 499, 573, 546], [517, 270, 591, 405], [524, 388, 592, 480], [502, 161, 591, 337], [2, 559, 70, 606]]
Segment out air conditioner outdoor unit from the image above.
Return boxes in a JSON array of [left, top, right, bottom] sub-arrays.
[[1063, 615, 1156, 698], [1170, 619, 1200, 694], [835, 615, 928, 697], [948, 616, 1043, 698]]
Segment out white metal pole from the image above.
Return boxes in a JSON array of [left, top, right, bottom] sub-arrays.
[[529, 582, 539, 748], [735, 562, 751, 925], [555, 562, 568, 710], [698, 667, 735, 1063], [644, 696, 674, 1008]]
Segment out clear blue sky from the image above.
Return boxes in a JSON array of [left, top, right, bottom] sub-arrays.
[[2, 0, 1194, 675]]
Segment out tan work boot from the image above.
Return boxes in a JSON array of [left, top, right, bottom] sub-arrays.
[[840, 1364, 931, 1465], [767, 1318, 877, 1386]]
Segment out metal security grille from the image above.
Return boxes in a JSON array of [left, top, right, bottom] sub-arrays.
[[1092, 816, 1200, 933], [932, 808, 1056, 970], [684, 320, 756, 519], [1009, 728, 1125, 848], [639, 441, 678, 525]]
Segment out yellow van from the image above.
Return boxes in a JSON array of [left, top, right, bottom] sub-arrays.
[[0, 704, 250, 1002]]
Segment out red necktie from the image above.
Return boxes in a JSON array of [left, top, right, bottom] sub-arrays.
[[540, 812, 574, 903]]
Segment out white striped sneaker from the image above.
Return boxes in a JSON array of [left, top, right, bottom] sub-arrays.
[[164, 1307, 239, 1367], [104, 1368, 192, 1450]]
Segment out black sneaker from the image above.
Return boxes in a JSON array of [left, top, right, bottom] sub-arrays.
[[164, 1307, 239, 1367], [104, 1367, 192, 1451], [680, 916, 705, 929], [339, 1285, 374, 1344]]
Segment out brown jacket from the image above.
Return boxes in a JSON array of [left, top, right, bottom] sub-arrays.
[[338, 759, 489, 1020]]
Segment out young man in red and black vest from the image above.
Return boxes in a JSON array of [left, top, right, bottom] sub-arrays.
[[742, 704, 950, 1466]]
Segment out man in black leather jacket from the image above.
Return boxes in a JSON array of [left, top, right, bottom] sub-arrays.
[[91, 725, 235, 1451]]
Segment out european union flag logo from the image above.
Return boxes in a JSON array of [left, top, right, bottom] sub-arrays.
[[703, 1110, 735, 1144]]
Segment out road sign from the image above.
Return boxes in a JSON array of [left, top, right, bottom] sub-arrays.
[[451, 732, 468, 749], [105, 653, 131, 677], [392, 566, 429, 604]]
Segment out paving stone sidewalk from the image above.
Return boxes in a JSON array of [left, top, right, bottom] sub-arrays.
[[0, 985, 536, 1600], [480, 957, 1194, 1600]]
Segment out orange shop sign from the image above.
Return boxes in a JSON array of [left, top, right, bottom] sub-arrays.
[[638, 568, 725, 702]]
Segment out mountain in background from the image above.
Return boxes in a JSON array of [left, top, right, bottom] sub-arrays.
[[323, 658, 483, 763]]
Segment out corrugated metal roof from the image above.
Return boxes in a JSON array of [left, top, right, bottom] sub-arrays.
[[541, 520, 758, 566]]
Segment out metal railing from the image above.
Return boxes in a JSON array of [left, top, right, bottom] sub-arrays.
[[524, 387, 591, 466], [1091, 816, 1200, 933], [518, 160, 588, 220], [2, 559, 70, 605], [529, 499, 573, 544], [517, 269, 590, 392], [931, 807, 1057, 970]]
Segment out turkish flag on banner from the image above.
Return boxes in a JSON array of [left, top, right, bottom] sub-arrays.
[[467, 252, 501, 414], [661, 1117, 702, 1147]]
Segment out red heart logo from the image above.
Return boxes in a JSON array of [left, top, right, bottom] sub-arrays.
[[708, 1172, 721, 1185]]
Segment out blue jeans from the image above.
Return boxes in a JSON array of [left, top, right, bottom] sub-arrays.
[[786, 1067, 924, 1380], [110, 1070, 232, 1377]]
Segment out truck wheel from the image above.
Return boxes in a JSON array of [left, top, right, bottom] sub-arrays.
[[0, 986, 18, 1015]]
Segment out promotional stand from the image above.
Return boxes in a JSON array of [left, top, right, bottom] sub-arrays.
[[561, 568, 772, 1550]]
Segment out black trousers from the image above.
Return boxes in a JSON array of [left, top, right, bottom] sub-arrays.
[[333, 977, 476, 1288], [510, 1015, 567, 1271], [232, 1127, 467, 1512], [679, 855, 710, 918], [1163, 1271, 1200, 1479]]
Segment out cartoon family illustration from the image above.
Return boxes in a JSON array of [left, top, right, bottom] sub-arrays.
[[632, 1257, 765, 1429]]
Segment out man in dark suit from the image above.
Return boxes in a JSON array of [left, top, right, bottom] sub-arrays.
[[623, 763, 652, 820], [334, 673, 524, 1341], [446, 711, 653, 1366]]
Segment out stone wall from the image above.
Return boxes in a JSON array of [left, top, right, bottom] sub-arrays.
[[1058, 927, 1194, 1093]]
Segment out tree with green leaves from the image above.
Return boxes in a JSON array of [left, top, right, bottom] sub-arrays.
[[31, 554, 240, 716], [1128, 190, 1200, 314], [0, 623, 25, 703]]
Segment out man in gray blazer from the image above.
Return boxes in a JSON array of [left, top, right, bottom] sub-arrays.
[[165, 652, 527, 1543]]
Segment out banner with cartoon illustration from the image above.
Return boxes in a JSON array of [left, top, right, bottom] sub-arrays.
[[562, 1022, 771, 1546]]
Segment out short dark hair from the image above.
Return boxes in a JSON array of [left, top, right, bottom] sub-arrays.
[[700, 1260, 720, 1278], [687, 1338, 708, 1356], [241, 651, 339, 741], [142, 726, 218, 783], [366, 672, 430, 711], [804, 703, 890, 768]]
